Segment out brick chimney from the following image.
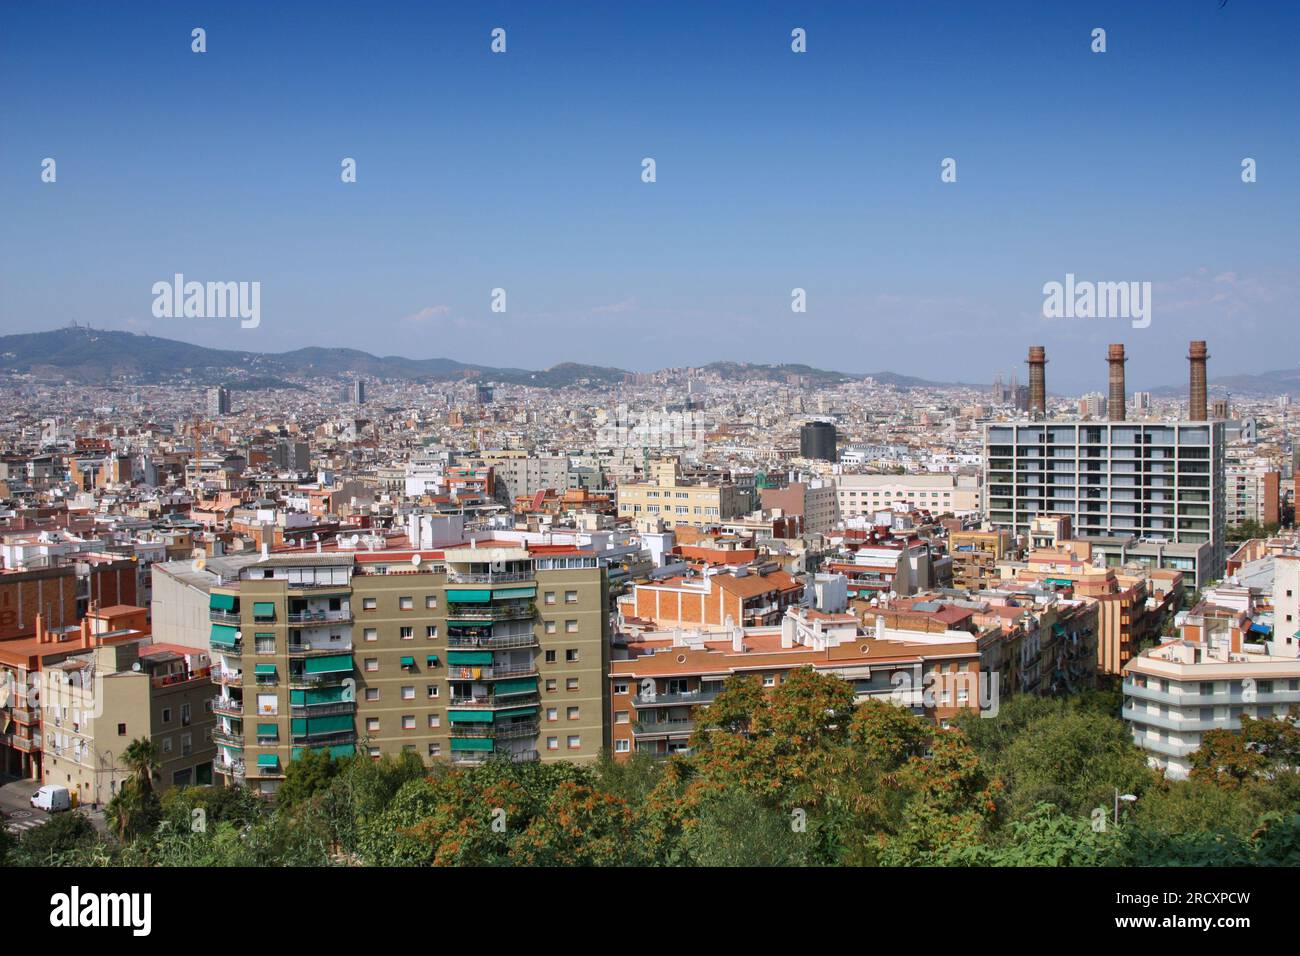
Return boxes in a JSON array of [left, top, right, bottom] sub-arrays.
[[1027, 346, 1047, 417], [1188, 340, 1209, 421], [1107, 344, 1126, 421]]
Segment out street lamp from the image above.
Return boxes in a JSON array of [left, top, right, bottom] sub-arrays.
[[1114, 789, 1137, 826]]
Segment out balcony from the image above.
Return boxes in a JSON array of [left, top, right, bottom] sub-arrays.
[[211, 696, 244, 717], [445, 663, 538, 681], [11, 734, 39, 752], [447, 632, 538, 650], [288, 672, 350, 690], [213, 670, 243, 686], [211, 728, 245, 748], [631, 720, 695, 739], [214, 756, 246, 777], [445, 603, 535, 622], [451, 747, 539, 765], [289, 701, 356, 718], [209, 610, 241, 626], [450, 720, 540, 740], [449, 692, 541, 710], [290, 731, 356, 748], [448, 570, 534, 585], [632, 688, 720, 708], [286, 643, 354, 658], [287, 608, 352, 625], [211, 642, 243, 658], [1123, 679, 1300, 707]]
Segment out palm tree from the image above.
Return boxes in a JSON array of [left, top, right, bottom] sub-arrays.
[[120, 737, 160, 794]]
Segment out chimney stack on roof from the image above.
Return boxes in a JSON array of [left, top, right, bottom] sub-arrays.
[[1107, 344, 1127, 421], [1188, 340, 1209, 421], [1027, 346, 1047, 417]]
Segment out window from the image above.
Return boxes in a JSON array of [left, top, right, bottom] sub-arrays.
[[615, 739, 630, 753], [257, 694, 277, 716], [565, 620, 578, 634], [162, 737, 173, 754], [401, 686, 415, 700], [181, 703, 191, 726], [615, 711, 629, 724], [614, 681, 628, 695], [566, 678, 579, 691], [567, 706, 580, 720], [402, 715, 416, 730], [544, 620, 557, 634], [427, 742, 441, 757], [364, 627, 377, 642], [425, 626, 438, 639], [567, 735, 581, 749], [161, 707, 172, 724], [400, 626, 413, 640], [366, 718, 380, 732], [566, 648, 579, 662], [117, 723, 127, 736], [564, 590, 578, 604], [425, 595, 438, 609], [545, 650, 556, 663], [427, 714, 440, 728], [426, 684, 439, 699], [365, 688, 379, 702], [547, 737, 559, 751], [762, 675, 776, 688], [546, 707, 558, 722], [181, 733, 192, 757], [399, 596, 413, 611], [545, 679, 557, 692], [544, 591, 556, 605], [362, 597, 377, 610], [368, 747, 381, 758], [365, 658, 379, 672]]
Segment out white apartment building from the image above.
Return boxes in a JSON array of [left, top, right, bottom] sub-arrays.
[[835, 473, 978, 519], [1123, 597, 1300, 779]]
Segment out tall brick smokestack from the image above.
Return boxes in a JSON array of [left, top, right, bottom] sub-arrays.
[[1188, 340, 1208, 421], [1107, 344, 1127, 421], [1027, 346, 1047, 416]]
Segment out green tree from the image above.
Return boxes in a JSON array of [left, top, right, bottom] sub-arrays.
[[277, 748, 341, 807], [120, 736, 161, 793]]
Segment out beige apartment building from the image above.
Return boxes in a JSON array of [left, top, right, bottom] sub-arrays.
[[617, 458, 748, 528], [836, 473, 979, 520], [204, 536, 610, 795]]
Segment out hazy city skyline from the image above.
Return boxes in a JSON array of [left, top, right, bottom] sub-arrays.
[[2, 1, 1297, 392]]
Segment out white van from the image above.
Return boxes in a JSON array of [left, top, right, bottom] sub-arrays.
[[30, 785, 71, 813]]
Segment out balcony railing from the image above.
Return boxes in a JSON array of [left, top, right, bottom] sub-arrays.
[[451, 747, 539, 765], [632, 688, 720, 708], [445, 663, 538, 681], [11, 734, 39, 752], [288, 673, 350, 689], [449, 692, 541, 710], [211, 728, 245, 748], [450, 720, 540, 740], [287, 609, 352, 625], [631, 720, 695, 738], [209, 610, 241, 625], [447, 633, 538, 650], [445, 603, 535, 622], [286, 643, 354, 657], [214, 757, 246, 776], [447, 570, 534, 584], [213, 671, 243, 686], [290, 701, 357, 718], [211, 696, 244, 717], [290, 731, 356, 748], [212, 642, 243, 658]]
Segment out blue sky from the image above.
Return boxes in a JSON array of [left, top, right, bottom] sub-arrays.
[[1, 0, 1295, 391]]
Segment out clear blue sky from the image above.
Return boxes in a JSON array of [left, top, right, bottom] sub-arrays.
[[1, 0, 1295, 391]]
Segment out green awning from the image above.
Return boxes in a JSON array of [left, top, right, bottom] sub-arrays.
[[292, 744, 355, 760], [292, 714, 352, 735], [495, 678, 537, 696], [448, 710, 493, 723], [256, 723, 278, 737], [291, 686, 347, 705], [257, 754, 280, 767], [252, 602, 276, 618], [400, 656, 416, 668], [492, 587, 536, 600], [1052, 623, 1067, 636], [210, 624, 239, 647], [450, 737, 494, 752], [304, 654, 352, 675], [426, 655, 439, 666], [447, 620, 490, 627], [254, 664, 277, 676], [494, 706, 538, 720], [209, 592, 237, 611], [447, 589, 491, 603], [447, 650, 493, 666], [1045, 578, 1073, 587]]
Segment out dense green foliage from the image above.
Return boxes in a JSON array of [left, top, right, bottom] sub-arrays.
[[6, 672, 1299, 866]]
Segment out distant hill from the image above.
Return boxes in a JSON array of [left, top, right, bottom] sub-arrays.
[[1150, 367, 1300, 399], [0, 327, 626, 388]]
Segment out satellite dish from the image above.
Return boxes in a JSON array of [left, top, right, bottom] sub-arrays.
[[131, 662, 142, 672], [411, 554, 422, 567], [350, 534, 360, 547]]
